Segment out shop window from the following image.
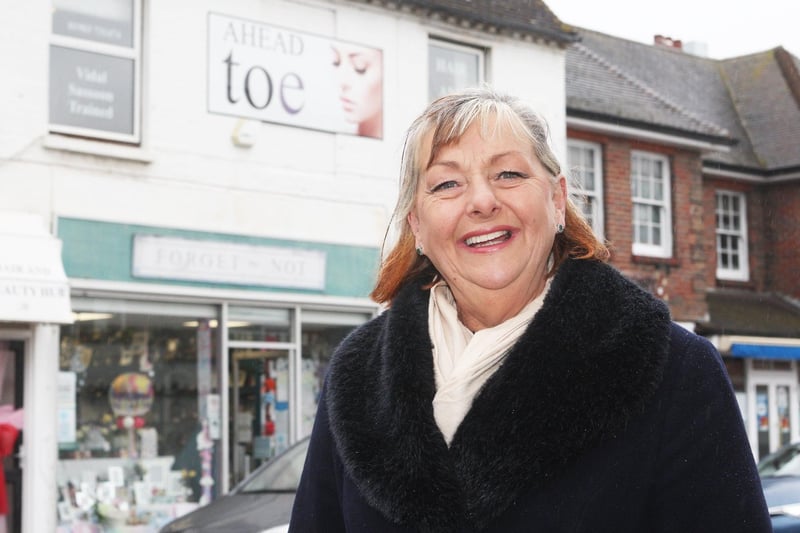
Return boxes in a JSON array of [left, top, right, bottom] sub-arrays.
[[567, 140, 604, 239], [300, 310, 372, 437], [226, 306, 371, 486], [49, 0, 142, 143], [631, 151, 672, 258], [228, 307, 291, 344], [428, 38, 485, 101], [753, 359, 792, 371], [715, 190, 749, 281], [56, 301, 220, 530]]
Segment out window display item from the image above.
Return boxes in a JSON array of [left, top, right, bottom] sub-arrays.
[[109, 372, 154, 460]]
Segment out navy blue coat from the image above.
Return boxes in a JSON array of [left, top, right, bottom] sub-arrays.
[[290, 260, 771, 532]]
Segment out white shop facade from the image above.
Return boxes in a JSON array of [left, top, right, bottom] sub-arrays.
[[51, 216, 380, 531]]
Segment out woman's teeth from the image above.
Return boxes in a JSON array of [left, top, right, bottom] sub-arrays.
[[465, 230, 510, 247]]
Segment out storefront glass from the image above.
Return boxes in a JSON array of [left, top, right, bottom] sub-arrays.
[[230, 347, 291, 485], [56, 300, 220, 532], [55, 298, 373, 531], [228, 307, 291, 343], [300, 310, 369, 437]]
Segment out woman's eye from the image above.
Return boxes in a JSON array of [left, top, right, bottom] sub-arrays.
[[431, 180, 458, 193], [498, 170, 526, 180], [350, 57, 369, 74]]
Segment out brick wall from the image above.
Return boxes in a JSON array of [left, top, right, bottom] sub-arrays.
[[702, 177, 800, 300], [765, 182, 800, 299], [567, 128, 709, 323]]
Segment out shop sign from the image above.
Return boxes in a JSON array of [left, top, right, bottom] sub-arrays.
[[49, 45, 135, 137], [52, 1, 135, 47], [0, 234, 73, 324], [57, 372, 77, 444], [207, 12, 384, 138], [253, 436, 272, 459], [132, 235, 327, 290]]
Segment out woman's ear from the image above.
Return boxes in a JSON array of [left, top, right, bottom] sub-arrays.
[[554, 175, 568, 224], [407, 211, 420, 235]]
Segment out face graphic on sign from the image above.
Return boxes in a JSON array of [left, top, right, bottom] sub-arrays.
[[331, 42, 383, 139]]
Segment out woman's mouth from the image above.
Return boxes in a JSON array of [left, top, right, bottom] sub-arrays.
[[464, 230, 512, 247]]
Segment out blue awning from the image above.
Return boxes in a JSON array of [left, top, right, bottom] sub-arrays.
[[731, 343, 800, 360]]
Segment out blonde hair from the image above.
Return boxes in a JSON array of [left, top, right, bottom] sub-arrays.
[[371, 86, 608, 304]]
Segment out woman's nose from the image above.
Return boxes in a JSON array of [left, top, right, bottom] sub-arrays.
[[466, 180, 500, 216]]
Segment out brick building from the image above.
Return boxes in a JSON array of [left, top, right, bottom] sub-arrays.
[[566, 28, 800, 460]]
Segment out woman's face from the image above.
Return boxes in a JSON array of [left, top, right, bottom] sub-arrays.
[[408, 118, 566, 318], [331, 43, 383, 127]]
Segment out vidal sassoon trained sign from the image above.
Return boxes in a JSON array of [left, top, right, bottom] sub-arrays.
[[207, 13, 384, 138]]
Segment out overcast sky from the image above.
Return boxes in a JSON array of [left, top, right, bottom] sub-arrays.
[[544, 0, 800, 59]]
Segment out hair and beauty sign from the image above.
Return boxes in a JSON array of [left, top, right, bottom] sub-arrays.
[[0, 234, 73, 324], [207, 13, 384, 138], [132, 235, 327, 290]]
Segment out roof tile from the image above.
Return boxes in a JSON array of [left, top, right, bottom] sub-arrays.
[[567, 28, 800, 172], [346, 0, 577, 44]]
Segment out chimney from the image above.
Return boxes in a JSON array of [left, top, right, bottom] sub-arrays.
[[683, 41, 709, 57], [654, 34, 683, 50]]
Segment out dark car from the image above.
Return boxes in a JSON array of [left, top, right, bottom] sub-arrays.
[[759, 441, 800, 532], [160, 437, 310, 533]]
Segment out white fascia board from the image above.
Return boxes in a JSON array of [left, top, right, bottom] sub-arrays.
[[567, 117, 731, 153], [703, 165, 800, 184]]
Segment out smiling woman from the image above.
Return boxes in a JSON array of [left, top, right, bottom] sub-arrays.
[[407, 116, 567, 332], [288, 86, 771, 533]]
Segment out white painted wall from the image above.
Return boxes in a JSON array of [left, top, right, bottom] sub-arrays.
[[0, 1, 51, 162], [1, 0, 567, 247], [24, 325, 61, 533]]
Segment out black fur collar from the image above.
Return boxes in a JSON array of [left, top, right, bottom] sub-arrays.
[[326, 259, 671, 532]]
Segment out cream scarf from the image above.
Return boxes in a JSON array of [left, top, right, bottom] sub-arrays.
[[429, 279, 551, 445]]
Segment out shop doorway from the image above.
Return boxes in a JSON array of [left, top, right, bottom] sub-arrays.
[[748, 361, 799, 460], [0, 339, 24, 533], [230, 347, 293, 486]]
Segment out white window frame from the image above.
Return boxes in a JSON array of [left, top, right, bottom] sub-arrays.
[[567, 140, 604, 239], [48, 0, 142, 144], [428, 38, 485, 102], [715, 190, 750, 281], [630, 151, 672, 258]]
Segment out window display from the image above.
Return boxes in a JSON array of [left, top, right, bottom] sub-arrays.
[[56, 304, 219, 532], [300, 323, 357, 437], [54, 299, 371, 532]]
